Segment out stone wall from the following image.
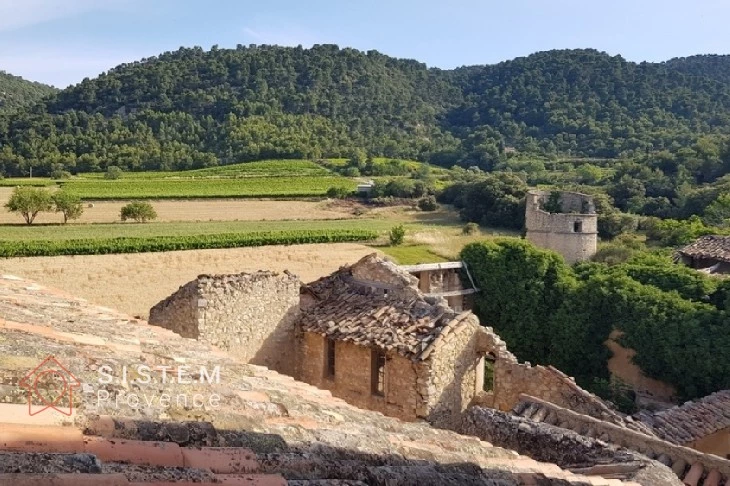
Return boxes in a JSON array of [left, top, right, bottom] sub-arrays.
[[149, 271, 301, 376], [525, 190, 598, 263], [468, 326, 626, 426], [513, 395, 730, 484], [148, 280, 200, 338], [297, 331, 422, 421], [461, 406, 683, 486], [421, 315, 485, 429]]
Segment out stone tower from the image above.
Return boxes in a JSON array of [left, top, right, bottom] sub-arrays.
[[525, 190, 598, 263]]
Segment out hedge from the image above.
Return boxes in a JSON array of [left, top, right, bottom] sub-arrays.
[[0, 229, 378, 257]]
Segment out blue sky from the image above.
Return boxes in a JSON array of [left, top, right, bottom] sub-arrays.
[[0, 0, 728, 88]]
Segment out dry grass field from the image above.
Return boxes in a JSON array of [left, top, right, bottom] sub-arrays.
[[0, 188, 355, 224], [0, 243, 378, 318]]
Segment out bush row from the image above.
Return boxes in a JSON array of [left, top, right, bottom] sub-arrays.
[[0, 229, 378, 257]]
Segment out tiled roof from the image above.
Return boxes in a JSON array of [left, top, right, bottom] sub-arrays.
[[677, 235, 730, 263], [639, 390, 730, 444], [300, 260, 468, 360]]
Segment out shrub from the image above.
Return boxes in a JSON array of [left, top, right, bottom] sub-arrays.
[[598, 212, 638, 239], [4, 187, 53, 224], [417, 195, 438, 211], [121, 201, 157, 222], [389, 224, 406, 245], [341, 166, 360, 177], [105, 166, 123, 180], [462, 222, 480, 235], [326, 186, 351, 199], [51, 190, 84, 224]]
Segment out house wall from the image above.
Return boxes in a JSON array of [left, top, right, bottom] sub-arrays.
[[149, 271, 301, 376], [297, 332, 422, 421], [423, 319, 484, 429], [689, 427, 730, 458]]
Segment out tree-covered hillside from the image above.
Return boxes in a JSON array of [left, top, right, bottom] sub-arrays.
[[0, 71, 57, 115], [3, 45, 730, 176]]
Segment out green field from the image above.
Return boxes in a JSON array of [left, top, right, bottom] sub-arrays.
[[0, 178, 55, 187], [76, 159, 334, 179], [59, 176, 355, 199]]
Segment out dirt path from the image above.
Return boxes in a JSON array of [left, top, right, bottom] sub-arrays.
[[0, 243, 378, 318]]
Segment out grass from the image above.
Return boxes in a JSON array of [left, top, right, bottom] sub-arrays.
[[59, 176, 355, 199], [378, 244, 448, 265]]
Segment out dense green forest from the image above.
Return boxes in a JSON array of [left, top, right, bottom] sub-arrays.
[[3, 46, 730, 179], [0, 71, 57, 115]]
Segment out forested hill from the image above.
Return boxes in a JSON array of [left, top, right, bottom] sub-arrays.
[[0, 71, 57, 115], [3, 45, 730, 176]]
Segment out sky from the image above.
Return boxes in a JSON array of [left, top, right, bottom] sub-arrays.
[[0, 0, 728, 88]]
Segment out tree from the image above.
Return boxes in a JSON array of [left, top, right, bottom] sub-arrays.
[[4, 187, 53, 224], [120, 201, 157, 222], [51, 190, 83, 224], [703, 193, 730, 227], [105, 166, 123, 180]]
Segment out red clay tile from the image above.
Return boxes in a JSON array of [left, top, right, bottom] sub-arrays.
[[214, 475, 288, 486], [0, 424, 84, 453], [0, 473, 128, 485], [0, 405, 76, 426], [84, 436, 184, 467], [181, 447, 259, 473]]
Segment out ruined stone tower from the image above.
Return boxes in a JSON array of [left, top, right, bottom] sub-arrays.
[[525, 190, 598, 263]]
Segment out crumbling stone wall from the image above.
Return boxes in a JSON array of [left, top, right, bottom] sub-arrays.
[[146, 280, 200, 338], [149, 271, 301, 375], [420, 315, 485, 429], [515, 395, 730, 482], [461, 406, 683, 486], [525, 190, 598, 263], [470, 326, 620, 424]]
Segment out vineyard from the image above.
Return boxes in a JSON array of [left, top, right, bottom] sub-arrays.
[[0, 219, 394, 241], [0, 229, 378, 257], [60, 176, 355, 199], [76, 159, 335, 179]]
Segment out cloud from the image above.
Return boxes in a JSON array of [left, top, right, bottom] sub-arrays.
[[0, 0, 134, 32]]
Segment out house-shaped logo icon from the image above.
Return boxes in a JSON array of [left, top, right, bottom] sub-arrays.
[[19, 355, 81, 416]]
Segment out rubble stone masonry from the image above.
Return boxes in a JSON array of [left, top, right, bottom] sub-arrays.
[[149, 271, 301, 376]]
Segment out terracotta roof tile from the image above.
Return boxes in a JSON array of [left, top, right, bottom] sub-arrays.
[[640, 390, 730, 444], [677, 235, 730, 263], [300, 264, 464, 360]]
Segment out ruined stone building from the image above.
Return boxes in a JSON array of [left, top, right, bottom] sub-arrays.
[[525, 189, 598, 263], [147, 254, 730, 485], [676, 235, 730, 274], [149, 254, 625, 428]]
